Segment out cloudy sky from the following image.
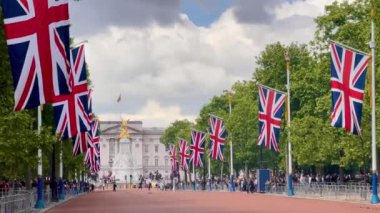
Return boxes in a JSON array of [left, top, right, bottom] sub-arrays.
[[68, 0, 342, 127]]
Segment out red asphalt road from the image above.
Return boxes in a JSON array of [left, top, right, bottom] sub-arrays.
[[47, 189, 380, 213]]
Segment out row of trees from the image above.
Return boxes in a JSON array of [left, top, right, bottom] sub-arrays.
[[160, 0, 380, 177], [0, 9, 89, 187]]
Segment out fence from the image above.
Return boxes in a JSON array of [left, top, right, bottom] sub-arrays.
[[169, 181, 372, 202], [0, 187, 84, 213], [266, 183, 371, 201]]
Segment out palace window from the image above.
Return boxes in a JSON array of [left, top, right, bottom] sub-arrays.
[[144, 145, 149, 153], [155, 158, 159, 167], [155, 144, 159, 153]]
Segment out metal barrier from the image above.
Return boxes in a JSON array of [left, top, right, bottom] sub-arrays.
[[0, 191, 34, 213], [266, 183, 372, 201], [0, 187, 85, 213], [160, 182, 229, 192]]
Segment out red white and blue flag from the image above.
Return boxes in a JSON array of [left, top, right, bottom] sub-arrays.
[[85, 120, 100, 172], [178, 138, 190, 170], [208, 115, 227, 161], [257, 85, 286, 152], [169, 144, 178, 172], [330, 41, 369, 135], [85, 145, 100, 173], [90, 119, 100, 156], [53, 45, 90, 139], [73, 117, 99, 156], [2, 0, 72, 111], [189, 130, 206, 168], [72, 131, 91, 156]]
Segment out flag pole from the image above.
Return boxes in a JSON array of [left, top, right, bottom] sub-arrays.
[[285, 50, 294, 196], [370, 7, 379, 204], [192, 162, 196, 191], [208, 157, 211, 191], [228, 92, 235, 192], [35, 106, 45, 208], [59, 139, 65, 200]]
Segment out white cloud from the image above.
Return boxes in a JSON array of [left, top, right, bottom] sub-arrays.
[[73, 0, 339, 127], [98, 100, 196, 127], [274, 0, 355, 20]]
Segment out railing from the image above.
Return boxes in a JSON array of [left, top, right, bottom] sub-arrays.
[[0, 187, 86, 213], [266, 183, 372, 201], [157, 181, 230, 192], [166, 181, 372, 202], [0, 190, 34, 213]]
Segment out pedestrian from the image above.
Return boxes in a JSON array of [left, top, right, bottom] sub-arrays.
[[148, 178, 152, 191], [138, 177, 143, 190]]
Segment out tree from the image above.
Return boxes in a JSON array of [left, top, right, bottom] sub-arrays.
[[160, 119, 194, 148]]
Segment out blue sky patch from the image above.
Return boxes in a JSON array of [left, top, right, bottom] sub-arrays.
[[180, 0, 231, 27]]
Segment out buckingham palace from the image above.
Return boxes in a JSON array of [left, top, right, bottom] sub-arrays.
[[99, 120, 170, 183]]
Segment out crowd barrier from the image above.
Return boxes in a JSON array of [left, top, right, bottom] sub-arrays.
[[0, 187, 85, 213], [266, 183, 371, 201], [163, 181, 372, 202], [4, 182, 371, 212]]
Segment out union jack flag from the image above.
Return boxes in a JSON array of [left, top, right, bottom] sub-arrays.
[[178, 138, 190, 171], [73, 118, 100, 156], [208, 115, 227, 161], [85, 120, 101, 172], [90, 119, 100, 156], [330, 41, 369, 135], [2, 0, 72, 111], [169, 144, 178, 171], [53, 45, 90, 139], [85, 145, 100, 173], [257, 85, 286, 152], [72, 131, 91, 156], [189, 130, 206, 168]]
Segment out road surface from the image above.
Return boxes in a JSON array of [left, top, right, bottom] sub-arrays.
[[47, 189, 380, 213]]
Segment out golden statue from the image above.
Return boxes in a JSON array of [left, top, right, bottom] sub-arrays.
[[119, 118, 130, 139]]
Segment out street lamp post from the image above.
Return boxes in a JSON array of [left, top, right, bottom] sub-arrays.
[[285, 50, 294, 196], [59, 140, 64, 200], [35, 106, 44, 209], [228, 93, 235, 192], [370, 8, 379, 204]]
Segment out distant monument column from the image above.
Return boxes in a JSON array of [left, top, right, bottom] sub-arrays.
[[119, 118, 131, 140], [112, 118, 133, 183]]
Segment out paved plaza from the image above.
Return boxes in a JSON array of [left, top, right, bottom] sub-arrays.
[[46, 190, 380, 213]]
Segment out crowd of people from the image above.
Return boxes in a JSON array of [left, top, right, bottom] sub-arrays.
[[0, 178, 95, 197]]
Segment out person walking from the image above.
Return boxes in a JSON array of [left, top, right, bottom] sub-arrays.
[[113, 182, 117, 191], [138, 177, 143, 190], [147, 178, 152, 191]]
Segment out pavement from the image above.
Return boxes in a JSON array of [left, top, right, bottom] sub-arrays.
[[46, 189, 380, 213]]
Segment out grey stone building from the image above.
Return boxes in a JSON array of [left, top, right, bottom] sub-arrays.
[[99, 121, 170, 183]]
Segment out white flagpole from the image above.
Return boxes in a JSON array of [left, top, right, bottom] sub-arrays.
[[192, 163, 195, 190], [35, 106, 45, 208], [370, 8, 379, 204], [59, 139, 64, 200], [285, 50, 294, 196], [208, 158, 211, 179], [228, 93, 235, 192], [208, 157, 211, 191]]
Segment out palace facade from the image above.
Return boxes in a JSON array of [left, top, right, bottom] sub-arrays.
[[99, 121, 170, 183]]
